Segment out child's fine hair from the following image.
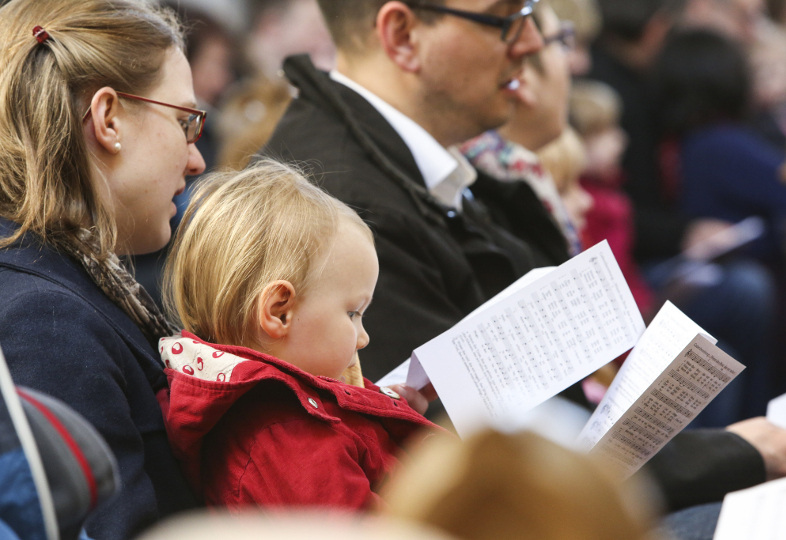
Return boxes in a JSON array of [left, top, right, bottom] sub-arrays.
[[569, 79, 623, 137], [537, 127, 587, 193], [163, 158, 373, 347]]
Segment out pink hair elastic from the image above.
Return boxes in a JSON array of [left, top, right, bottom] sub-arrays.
[[32, 25, 50, 44]]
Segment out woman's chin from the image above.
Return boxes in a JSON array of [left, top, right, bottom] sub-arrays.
[[117, 231, 171, 256]]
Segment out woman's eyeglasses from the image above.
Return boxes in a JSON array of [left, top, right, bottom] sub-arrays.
[[404, 0, 540, 44], [82, 91, 207, 144], [542, 21, 576, 51]]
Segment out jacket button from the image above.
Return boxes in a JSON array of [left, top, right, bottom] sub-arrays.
[[308, 398, 319, 409], [380, 387, 400, 400]]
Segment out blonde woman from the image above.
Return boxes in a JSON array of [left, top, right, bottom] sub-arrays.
[[0, 0, 205, 537]]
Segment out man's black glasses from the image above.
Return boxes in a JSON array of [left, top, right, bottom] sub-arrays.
[[404, 0, 540, 44]]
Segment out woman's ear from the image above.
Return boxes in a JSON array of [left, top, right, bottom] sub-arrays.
[[256, 280, 297, 340], [85, 87, 124, 155], [377, 1, 421, 73]]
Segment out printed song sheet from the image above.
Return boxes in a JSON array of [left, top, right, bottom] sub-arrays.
[[578, 301, 713, 449], [714, 477, 786, 540], [374, 268, 556, 390], [412, 241, 645, 438], [579, 308, 744, 476]]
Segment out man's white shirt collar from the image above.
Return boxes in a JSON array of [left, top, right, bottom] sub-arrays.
[[331, 70, 475, 210]]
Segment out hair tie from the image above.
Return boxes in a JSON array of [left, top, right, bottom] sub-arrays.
[[32, 25, 50, 44]]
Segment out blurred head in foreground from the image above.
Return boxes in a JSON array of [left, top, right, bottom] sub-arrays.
[[383, 428, 664, 540]]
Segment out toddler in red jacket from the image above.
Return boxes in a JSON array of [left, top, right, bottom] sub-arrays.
[[157, 159, 439, 512]]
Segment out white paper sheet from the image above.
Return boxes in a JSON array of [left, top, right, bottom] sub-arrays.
[[714, 477, 786, 540], [375, 243, 744, 475], [412, 241, 645, 437], [766, 393, 786, 429], [578, 301, 716, 449], [586, 333, 744, 476]]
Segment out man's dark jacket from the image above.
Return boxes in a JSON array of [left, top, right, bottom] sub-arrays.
[[262, 55, 765, 510]]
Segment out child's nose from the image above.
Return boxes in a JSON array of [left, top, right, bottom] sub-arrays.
[[357, 326, 370, 350]]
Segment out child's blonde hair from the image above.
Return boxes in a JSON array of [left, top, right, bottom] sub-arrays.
[[164, 159, 373, 346], [537, 127, 587, 193], [569, 80, 623, 138]]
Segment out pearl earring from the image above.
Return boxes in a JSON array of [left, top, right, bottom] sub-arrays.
[[114, 141, 121, 152]]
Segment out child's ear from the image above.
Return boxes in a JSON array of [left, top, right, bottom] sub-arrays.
[[257, 280, 296, 340]]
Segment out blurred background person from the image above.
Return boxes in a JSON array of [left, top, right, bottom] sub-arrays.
[[549, 0, 603, 76], [217, 0, 336, 169], [244, 0, 335, 79], [651, 28, 785, 420], [586, 0, 781, 425], [569, 79, 656, 319]]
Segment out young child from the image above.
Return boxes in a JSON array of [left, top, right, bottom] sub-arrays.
[[568, 80, 655, 319], [535, 126, 593, 237], [536, 129, 618, 399], [158, 159, 440, 511]]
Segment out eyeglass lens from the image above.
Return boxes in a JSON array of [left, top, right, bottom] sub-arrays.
[[501, 0, 538, 44], [186, 114, 201, 143], [502, 13, 527, 43], [543, 23, 575, 50]]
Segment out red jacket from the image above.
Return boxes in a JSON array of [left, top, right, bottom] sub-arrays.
[[158, 332, 439, 511]]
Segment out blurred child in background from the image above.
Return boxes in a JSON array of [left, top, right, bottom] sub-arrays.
[[569, 80, 656, 319]]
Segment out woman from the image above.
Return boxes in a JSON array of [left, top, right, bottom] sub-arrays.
[[0, 0, 205, 538], [653, 28, 786, 268]]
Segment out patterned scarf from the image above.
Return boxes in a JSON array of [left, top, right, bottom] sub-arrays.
[[58, 230, 178, 349], [460, 131, 584, 257]]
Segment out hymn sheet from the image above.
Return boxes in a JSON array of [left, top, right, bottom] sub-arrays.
[[410, 241, 645, 438], [578, 303, 744, 476], [714, 477, 786, 540]]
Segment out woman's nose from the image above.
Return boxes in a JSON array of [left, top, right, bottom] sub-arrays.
[[187, 143, 206, 176]]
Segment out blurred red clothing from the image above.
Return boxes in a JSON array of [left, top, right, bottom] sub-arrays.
[[581, 172, 655, 319]]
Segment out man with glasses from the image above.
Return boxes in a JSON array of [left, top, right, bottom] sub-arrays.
[[263, 0, 570, 385]]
